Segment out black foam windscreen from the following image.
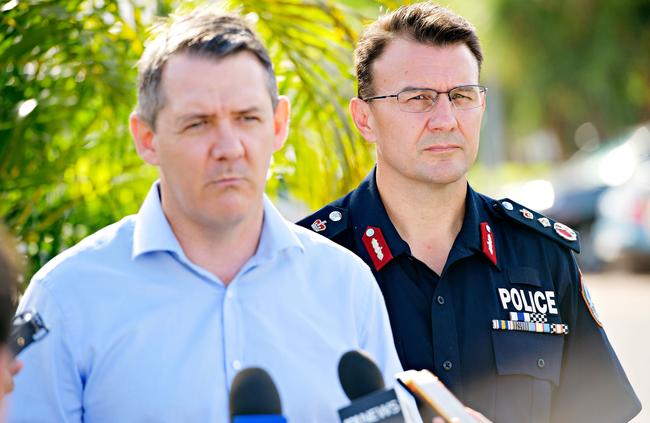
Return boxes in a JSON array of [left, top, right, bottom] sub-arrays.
[[338, 350, 386, 401], [229, 367, 282, 420]]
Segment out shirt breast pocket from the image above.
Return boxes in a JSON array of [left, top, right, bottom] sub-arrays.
[[491, 330, 564, 423]]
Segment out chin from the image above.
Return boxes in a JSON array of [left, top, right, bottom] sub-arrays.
[[414, 168, 467, 186]]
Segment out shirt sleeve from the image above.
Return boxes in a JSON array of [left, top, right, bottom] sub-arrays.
[[7, 276, 84, 422], [551, 252, 641, 422]]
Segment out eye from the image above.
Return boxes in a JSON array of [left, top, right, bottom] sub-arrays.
[[450, 88, 478, 102], [185, 119, 208, 131], [451, 92, 471, 100], [404, 92, 434, 102], [239, 115, 261, 123]]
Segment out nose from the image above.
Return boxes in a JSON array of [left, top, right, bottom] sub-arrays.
[[209, 120, 245, 161], [426, 95, 458, 133]]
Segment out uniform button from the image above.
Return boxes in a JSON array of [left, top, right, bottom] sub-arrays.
[[437, 295, 445, 305], [537, 358, 545, 368], [443, 360, 453, 371], [232, 360, 242, 370]]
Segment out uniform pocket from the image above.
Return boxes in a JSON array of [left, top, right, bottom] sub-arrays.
[[492, 330, 563, 384], [491, 330, 564, 423]]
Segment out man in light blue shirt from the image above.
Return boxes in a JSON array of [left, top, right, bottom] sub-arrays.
[[9, 10, 402, 422]]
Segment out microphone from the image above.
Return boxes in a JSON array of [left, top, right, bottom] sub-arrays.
[[9, 310, 49, 356], [229, 367, 287, 423], [337, 350, 406, 423]]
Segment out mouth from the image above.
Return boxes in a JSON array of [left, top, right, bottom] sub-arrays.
[[423, 144, 461, 153], [209, 176, 246, 187]]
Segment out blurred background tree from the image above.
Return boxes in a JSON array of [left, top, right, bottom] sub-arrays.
[[1, 0, 649, 287], [491, 0, 650, 157]]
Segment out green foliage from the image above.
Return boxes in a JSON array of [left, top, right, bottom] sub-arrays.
[[1, 0, 157, 287], [226, 0, 376, 208], [0, 0, 378, 287]]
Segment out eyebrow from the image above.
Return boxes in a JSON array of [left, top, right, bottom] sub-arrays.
[[174, 107, 263, 126], [399, 86, 430, 92], [175, 113, 211, 127], [232, 106, 261, 116]]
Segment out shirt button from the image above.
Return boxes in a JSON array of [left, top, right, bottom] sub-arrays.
[[232, 360, 242, 370], [443, 360, 453, 371], [437, 295, 445, 305], [226, 291, 234, 300], [537, 358, 545, 368]]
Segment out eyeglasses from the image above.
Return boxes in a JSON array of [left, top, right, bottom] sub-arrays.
[[361, 85, 487, 113]]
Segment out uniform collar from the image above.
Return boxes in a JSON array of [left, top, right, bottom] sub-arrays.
[[348, 168, 499, 271], [132, 181, 304, 263], [348, 167, 411, 268], [444, 183, 500, 270]]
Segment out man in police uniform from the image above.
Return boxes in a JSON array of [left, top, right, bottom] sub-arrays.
[[298, 3, 641, 422]]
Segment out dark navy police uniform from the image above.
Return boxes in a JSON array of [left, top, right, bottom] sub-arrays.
[[298, 168, 641, 423]]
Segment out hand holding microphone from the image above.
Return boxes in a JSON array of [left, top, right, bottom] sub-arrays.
[[338, 350, 491, 423]]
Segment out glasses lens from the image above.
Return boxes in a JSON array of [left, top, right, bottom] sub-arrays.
[[449, 86, 483, 110], [396, 89, 437, 113]]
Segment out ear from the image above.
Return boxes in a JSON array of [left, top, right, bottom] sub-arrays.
[[130, 112, 160, 166], [272, 95, 290, 151], [349, 97, 377, 143]]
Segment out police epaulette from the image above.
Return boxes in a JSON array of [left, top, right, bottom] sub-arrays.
[[492, 198, 581, 254], [297, 205, 348, 239]]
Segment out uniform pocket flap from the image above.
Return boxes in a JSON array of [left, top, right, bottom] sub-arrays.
[[508, 266, 541, 287], [492, 330, 563, 385]]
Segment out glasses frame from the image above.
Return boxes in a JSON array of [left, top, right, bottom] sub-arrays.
[[361, 84, 488, 113]]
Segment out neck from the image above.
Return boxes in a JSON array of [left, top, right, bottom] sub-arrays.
[[375, 164, 467, 274], [165, 203, 264, 286]]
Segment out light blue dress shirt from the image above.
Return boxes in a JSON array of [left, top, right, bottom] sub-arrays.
[[8, 182, 403, 422]]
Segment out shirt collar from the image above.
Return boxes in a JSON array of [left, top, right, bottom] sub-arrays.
[[132, 181, 184, 259], [132, 181, 303, 262], [445, 184, 486, 265], [252, 195, 305, 265], [452, 184, 501, 270]]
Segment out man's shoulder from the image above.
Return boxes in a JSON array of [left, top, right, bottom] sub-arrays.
[[32, 215, 136, 289], [296, 191, 353, 241], [289, 220, 365, 267], [483, 194, 581, 254]]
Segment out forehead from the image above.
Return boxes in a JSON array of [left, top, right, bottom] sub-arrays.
[[161, 51, 272, 111], [371, 37, 479, 92]]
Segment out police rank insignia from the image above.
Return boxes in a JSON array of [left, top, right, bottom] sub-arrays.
[[480, 222, 497, 266], [519, 208, 534, 219], [361, 226, 394, 271], [494, 198, 580, 253]]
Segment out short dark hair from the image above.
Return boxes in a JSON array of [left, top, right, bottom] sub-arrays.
[[0, 224, 19, 344], [136, 9, 278, 130], [354, 2, 483, 98]]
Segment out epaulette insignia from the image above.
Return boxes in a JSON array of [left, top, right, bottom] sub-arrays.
[[299, 206, 348, 239], [493, 199, 581, 253]]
